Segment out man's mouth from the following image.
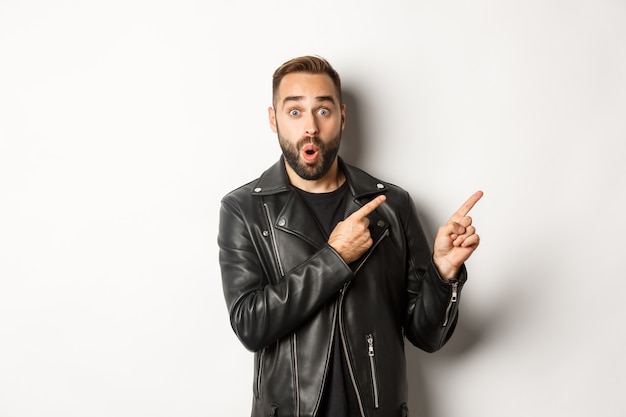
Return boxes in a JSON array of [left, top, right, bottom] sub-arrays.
[[301, 144, 320, 162]]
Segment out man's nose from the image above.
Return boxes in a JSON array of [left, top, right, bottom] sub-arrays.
[[304, 113, 319, 135]]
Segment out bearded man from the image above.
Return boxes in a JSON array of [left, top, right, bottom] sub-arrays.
[[218, 55, 482, 417]]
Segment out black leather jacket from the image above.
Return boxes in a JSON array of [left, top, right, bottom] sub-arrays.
[[219, 158, 467, 417]]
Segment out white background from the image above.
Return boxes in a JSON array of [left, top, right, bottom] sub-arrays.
[[1, 1, 625, 416]]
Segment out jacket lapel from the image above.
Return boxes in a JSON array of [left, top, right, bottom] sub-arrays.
[[252, 159, 327, 247], [275, 192, 327, 247], [342, 159, 391, 245], [343, 191, 390, 276], [342, 161, 391, 271]]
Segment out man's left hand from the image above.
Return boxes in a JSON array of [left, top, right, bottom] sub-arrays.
[[432, 191, 483, 280]]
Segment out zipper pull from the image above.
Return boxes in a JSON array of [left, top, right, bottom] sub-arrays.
[[366, 334, 375, 357], [451, 282, 458, 303], [443, 282, 459, 327]]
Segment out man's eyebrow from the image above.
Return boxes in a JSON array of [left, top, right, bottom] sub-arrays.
[[281, 95, 337, 107]]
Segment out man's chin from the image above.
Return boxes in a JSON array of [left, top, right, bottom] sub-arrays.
[[294, 165, 325, 181]]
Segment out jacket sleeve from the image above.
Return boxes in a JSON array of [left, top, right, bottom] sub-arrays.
[[218, 195, 354, 352], [401, 192, 468, 353]]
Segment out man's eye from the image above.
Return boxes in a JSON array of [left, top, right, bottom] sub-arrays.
[[289, 109, 300, 116], [318, 109, 329, 116]]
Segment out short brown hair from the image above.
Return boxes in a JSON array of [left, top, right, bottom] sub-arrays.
[[272, 55, 342, 107]]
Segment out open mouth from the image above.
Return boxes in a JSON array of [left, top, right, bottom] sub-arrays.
[[301, 144, 319, 162]]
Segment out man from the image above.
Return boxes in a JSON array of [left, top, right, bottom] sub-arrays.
[[218, 55, 482, 417]]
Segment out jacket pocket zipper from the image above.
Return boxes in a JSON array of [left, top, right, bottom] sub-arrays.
[[442, 281, 458, 327], [366, 333, 380, 409]]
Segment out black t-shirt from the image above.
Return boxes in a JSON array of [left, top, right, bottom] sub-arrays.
[[295, 182, 360, 417]]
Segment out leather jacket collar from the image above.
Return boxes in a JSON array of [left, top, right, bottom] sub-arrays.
[[250, 157, 389, 200]]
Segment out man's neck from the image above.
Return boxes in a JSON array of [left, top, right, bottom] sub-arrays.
[[284, 158, 346, 193]]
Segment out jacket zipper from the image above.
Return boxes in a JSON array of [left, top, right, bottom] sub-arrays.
[[338, 287, 367, 417], [366, 334, 380, 409], [442, 281, 458, 327], [263, 202, 285, 276], [339, 226, 389, 417]]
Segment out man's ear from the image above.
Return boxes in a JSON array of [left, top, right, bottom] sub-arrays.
[[268, 107, 277, 133]]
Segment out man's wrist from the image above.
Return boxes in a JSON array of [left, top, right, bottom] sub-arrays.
[[432, 255, 459, 281]]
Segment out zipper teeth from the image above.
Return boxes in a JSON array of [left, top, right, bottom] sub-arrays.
[[366, 334, 380, 408], [442, 282, 459, 327], [262, 203, 285, 276]]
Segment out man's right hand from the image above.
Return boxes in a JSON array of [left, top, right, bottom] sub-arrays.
[[328, 195, 387, 264]]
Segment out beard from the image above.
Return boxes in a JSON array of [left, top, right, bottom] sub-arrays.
[[277, 127, 341, 181]]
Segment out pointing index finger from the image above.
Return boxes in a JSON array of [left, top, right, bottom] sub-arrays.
[[351, 195, 387, 219], [450, 190, 483, 221]]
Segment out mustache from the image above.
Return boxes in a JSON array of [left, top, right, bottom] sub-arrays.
[[298, 136, 322, 148]]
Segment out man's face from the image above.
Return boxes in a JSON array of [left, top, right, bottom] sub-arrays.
[[269, 72, 345, 181]]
